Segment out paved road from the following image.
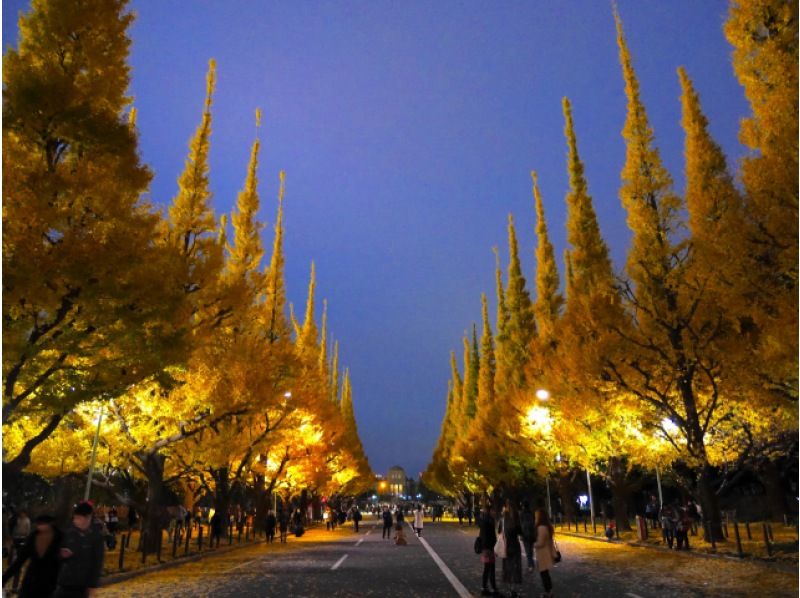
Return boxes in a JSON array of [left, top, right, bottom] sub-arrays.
[[100, 519, 796, 597]]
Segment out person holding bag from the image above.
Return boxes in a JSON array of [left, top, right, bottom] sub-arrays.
[[478, 503, 499, 596], [499, 499, 523, 598], [534, 508, 557, 597]]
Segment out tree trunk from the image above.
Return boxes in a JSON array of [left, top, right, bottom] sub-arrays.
[[697, 463, 724, 542], [607, 456, 632, 532], [759, 459, 786, 521], [142, 452, 166, 555], [213, 467, 231, 522], [253, 474, 269, 533]]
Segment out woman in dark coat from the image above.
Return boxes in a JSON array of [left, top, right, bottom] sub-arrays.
[[478, 504, 498, 596], [2, 515, 62, 598], [499, 499, 523, 597]]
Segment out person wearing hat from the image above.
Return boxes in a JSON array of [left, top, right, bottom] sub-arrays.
[[54, 501, 105, 597]]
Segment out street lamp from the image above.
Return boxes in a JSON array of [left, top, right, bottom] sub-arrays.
[[535, 388, 550, 401], [84, 405, 104, 500]]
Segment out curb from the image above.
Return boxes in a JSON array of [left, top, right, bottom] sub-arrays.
[[100, 535, 268, 586]]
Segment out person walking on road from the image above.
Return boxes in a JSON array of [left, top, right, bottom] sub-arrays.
[[478, 503, 499, 596], [2, 514, 62, 598], [534, 508, 556, 598], [413, 504, 424, 537], [382, 507, 393, 539], [520, 500, 536, 572], [500, 499, 523, 598], [352, 507, 362, 532], [265, 510, 277, 544], [278, 510, 289, 543], [54, 501, 105, 598]]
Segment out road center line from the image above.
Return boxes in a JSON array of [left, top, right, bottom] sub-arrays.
[[408, 523, 471, 598], [626, 593, 645, 598], [331, 553, 349, 570], [356, 538, 364, 546]]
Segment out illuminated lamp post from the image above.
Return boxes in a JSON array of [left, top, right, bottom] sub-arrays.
[[84, 405, 104, 500]]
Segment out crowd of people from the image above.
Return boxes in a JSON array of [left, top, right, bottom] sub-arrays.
[[2, 501, 105, 598]]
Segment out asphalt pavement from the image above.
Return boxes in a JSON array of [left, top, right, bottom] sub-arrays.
[[99, 518, 795, 597]]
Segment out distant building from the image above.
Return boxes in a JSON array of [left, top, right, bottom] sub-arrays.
[[387, 466, 406, 498]]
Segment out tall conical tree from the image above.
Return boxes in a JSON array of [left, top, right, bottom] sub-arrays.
[[477, 294, 496, 413], [493, 247, 509, 339], [340, 369, 365, 460], [168, 60, 218, 258], [495, 215, 535, 398], [450, 350, 464, 418], [562, 98, 616, 297], [563, 250, 575, 302], [263, 170, 290, 343], [678, 68, 741, 253], [330, 341, 340, 403], [615, 13, 684, 301], [318, 299, 329, 379], [532, 172, 563, 340], [227, 109, 265, 288], [296, 263, 319, 363], [466, 325, 480, 421], [724, 0, 797, 278], [613, 9, 726, 541]]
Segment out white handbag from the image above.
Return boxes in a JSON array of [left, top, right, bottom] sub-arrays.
[[494, 521, 507, 558]]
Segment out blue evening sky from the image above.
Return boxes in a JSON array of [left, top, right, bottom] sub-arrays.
[[4, 1, 750, 481]]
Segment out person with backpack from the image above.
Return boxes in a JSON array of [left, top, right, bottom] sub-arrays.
[[520, 500, 536, 572], [382, 507, 393, 539], [478, 503, 498, 596]]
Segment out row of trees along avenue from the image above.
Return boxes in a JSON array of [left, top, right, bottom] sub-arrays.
[[424, 0, 797, 542], [3, 0, 373, 554]]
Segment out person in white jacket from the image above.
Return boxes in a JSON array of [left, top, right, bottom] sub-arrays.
[[413, 505, 424, 536]]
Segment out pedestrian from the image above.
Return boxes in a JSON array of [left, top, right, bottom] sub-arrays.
[[499, 499, 523, 598], [645, 495, 659, 529], [382, 507, 393, 539], [413, 504, 424, 537], [352, 506, 362, 532], [533, 508, 556, 598], [457, 506, 464, 525], [209, 509, 223, 547], [323, 507, 331, 530], [675, 506, 691, 550], [478, 503, 498, 596], [107, 506, 119, 534], [11, 509, 31, 562], [54, 501, 105, 598], [265, 510, 277, 544], [520, 500, 536, 572], [659, 504, 676, 549], [396, 507, 405, 525], [394, 522, 408, 545], [2, 514, 62, 598], [467, 506, 474, 527], [278, 510, 289, 543]]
